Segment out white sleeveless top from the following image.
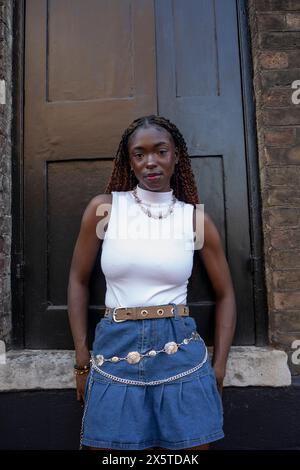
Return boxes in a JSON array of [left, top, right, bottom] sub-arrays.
[[100, 184, 195, 308]]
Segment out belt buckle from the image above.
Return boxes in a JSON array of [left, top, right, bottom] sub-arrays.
[[112, 307, 128, 323]]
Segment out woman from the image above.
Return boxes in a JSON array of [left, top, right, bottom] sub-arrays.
[[67, 115, 236, 451]]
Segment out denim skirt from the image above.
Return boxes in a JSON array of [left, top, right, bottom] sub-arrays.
[[80, 306, 224, 450]]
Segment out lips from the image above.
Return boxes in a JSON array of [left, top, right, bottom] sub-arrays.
[[145, 172, 162, 177]]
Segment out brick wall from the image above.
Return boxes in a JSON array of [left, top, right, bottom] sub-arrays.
[[0, 0, 13, 348], [248, 0, 300, 375]]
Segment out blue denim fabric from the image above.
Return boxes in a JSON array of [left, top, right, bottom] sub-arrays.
[[80, 305, 224, 450]]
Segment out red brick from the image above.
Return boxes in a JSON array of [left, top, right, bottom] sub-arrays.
[[256, 0, 300, 11], [264, 127, 295, 146], [260, 31, 300, 49], [270, 228, 300, 248], [267, 188, 300, 205], [265, 166, 300, 186], [286, 13, 300, 29], [287, 50, 300, 67], [274, 292, 300, 309], [261, 69, 300, 88], [271, 249, 300, 269], [296, 128, 300, 140], [287, 144, 300, 162], [273, 270, 300, 289], [262, 87, 293, 107], [267, 208, 300, 227], [265, 146, 300, 164], [260, 51, 288, 69], [270, 312, 300, 335], [257, 13, 286, 31], [263, 107, 300, 125]]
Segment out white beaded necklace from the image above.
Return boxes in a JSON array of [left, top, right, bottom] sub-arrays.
[[131, 185, 177, 219]]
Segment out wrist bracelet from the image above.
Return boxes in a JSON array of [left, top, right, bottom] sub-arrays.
[[74, 368, 90, 376], [74, 363, 90, 371]]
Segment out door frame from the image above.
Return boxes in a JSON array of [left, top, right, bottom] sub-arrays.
[[10, 0, 268, 349], [236, 0, 268, 345]]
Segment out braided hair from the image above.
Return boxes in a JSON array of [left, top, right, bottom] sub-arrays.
[[104, 115, 200, 206]]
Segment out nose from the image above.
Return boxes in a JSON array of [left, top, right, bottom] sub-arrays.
[[145, 153, 157, 168]]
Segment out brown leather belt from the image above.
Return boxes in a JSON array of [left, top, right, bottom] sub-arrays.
[[104, 304, 189, 322]]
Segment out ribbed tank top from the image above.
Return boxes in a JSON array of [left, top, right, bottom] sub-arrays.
[[100, 184, 195, 308]]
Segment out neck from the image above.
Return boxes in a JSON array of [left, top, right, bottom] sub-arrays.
[[135, 183, 173, 204]]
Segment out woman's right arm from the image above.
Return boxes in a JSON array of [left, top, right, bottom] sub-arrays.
[[67, 194, 112, 368]]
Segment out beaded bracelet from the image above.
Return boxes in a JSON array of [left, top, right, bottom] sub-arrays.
[[74, 368, 90, 376], [74, 363, 90, 371]]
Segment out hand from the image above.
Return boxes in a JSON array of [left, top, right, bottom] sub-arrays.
[[75, 350, 91, 407], [76, 373, 89, 408], [212, 364, 225, 399]]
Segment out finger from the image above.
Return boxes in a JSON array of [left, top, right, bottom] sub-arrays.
[[77, 390, 84, 404], [79, 393, 85, 407], [79, 398, 84, 408]]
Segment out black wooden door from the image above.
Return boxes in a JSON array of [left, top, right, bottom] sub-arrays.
[[23, 0, 255, 349]]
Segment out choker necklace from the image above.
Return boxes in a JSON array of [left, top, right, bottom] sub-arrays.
[[131, 185, 177, 219]]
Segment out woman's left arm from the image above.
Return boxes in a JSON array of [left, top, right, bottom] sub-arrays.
[[194, 209, 237, 396]]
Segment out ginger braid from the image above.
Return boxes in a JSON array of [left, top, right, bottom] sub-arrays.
[[104, 115, 200, 206]]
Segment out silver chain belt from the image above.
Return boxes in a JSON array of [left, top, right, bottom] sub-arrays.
[[90, 333, 208, 386], [94, 330, 200, 366]]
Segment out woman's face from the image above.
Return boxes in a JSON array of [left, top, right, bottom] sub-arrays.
[[128, 126, 178, 192]]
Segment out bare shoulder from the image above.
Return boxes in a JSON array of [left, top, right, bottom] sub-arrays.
[[81, 193, 112, 233], [84, 193, 112, 215], [69, 194, 113, 283], [89, 193, 112, 208]]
